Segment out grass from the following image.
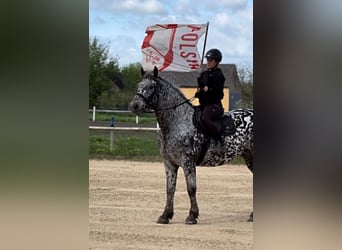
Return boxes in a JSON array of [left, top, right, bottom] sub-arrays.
[[89, 134, 162, 162], [89, 132, 245, 164], [89, 111, 245, 164]]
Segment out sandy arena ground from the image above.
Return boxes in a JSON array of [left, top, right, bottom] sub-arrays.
[[89, 160, 253, 249]]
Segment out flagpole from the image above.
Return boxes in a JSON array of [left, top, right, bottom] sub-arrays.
[[201, 22, 209, 65]]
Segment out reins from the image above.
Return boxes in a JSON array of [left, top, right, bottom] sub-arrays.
[[135, 75, 196, 111], [154, 96, 196, 111]]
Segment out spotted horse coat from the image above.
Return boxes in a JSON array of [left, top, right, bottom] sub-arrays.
[[129, 67, 253, 224]]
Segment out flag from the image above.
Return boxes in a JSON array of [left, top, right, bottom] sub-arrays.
[[141, 24, 208, 72]]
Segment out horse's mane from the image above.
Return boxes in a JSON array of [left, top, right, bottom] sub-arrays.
[[141, 70, 194, 109], [162, 75, 193, 101]]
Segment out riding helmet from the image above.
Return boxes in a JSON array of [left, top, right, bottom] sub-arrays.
[[205, 48, 222, 63]]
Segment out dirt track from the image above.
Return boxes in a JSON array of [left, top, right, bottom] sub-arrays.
[[89, 160, 253, 249]]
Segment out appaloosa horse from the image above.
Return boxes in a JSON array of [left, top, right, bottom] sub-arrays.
[[129, 67, 253, 224]]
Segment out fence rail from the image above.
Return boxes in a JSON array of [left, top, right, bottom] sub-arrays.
[[89, 106, 155, 125], [89, 126, 159, 131], [88, 109, 131, 113]]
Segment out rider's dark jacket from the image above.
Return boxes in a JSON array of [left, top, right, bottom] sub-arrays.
[[195, 67, 225, 107]]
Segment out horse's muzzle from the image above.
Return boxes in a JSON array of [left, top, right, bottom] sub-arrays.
[[129, 96, 146, 115]]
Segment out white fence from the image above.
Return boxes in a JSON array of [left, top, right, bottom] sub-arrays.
[[89, 107, 160, 151], [89, 106, 152, 125]]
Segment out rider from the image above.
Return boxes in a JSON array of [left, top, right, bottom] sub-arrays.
[[195, 48, 225, 147]]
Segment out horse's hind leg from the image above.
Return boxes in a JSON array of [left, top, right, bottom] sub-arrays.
[[182, 162, 199, 225], [242, 149, 253, 173], [157, 160, 179, 224], [248, 212, 253, 222], [242, 149, 253, 222]]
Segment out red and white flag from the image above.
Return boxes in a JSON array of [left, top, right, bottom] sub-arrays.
[[141, 24, 208, 72]]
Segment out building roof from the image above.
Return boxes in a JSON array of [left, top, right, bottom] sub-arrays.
[[159, 64, 241, 91]]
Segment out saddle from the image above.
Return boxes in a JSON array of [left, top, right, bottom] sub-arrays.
[[192, 106, 237, 137], [193, 106, 237, 165]]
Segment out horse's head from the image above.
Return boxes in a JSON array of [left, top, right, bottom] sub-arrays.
[[129, 66, 160, 115]]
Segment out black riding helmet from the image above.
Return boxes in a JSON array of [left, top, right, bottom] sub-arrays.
[[205, 49, 222, 63], [205, 48, 222, 63]]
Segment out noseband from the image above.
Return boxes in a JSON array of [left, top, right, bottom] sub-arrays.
[[134, 76, 195, 111]]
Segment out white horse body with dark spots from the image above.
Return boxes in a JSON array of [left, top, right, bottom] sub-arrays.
[[129, 67, 253, 224]]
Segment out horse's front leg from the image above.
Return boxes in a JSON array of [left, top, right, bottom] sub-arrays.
[[157, 160, 179, 224], [183, 162, 199, 224]]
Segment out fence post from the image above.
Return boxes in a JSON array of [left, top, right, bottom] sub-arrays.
[[135, 115, 139, 126], [110, 130, 114, 152], [110, 115, 115, 127], [92, 106, 96, 122]]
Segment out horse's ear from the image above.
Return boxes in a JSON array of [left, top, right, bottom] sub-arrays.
[[140, 67, 145, 77], [153, 66, 158, 78]]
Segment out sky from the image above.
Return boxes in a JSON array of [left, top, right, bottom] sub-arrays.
[[89, 0, 253, 69]]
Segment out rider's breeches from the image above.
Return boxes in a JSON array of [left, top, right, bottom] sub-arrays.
[[201, 103, 223, 139]]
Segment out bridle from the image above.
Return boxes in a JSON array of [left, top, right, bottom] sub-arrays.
[[134, 76, 195, 111]]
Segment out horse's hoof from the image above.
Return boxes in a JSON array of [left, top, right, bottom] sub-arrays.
[[157, 216, 169, 224], [247, 212, 253, 222], [185, 216, 198, 225]]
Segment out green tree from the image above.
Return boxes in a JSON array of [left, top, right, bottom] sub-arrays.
[[106, 62, 142, 109], [89, 37, 121, 108], [235, 65, 253, 109], [121, 62, 142, 92]]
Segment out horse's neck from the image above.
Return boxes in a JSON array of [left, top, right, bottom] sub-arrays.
[[155, 85, 193, 133]]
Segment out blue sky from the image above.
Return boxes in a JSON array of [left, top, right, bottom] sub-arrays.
[[89, 0, 253, 69]]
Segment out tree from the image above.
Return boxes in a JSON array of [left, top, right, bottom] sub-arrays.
[[235, 65, 253, 109], [121, 62, 142, 92], [89, 37, 121, 108], [107, 62, 142, 109]]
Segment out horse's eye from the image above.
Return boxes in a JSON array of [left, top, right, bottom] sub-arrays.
[[148, 85, 154, 90]]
